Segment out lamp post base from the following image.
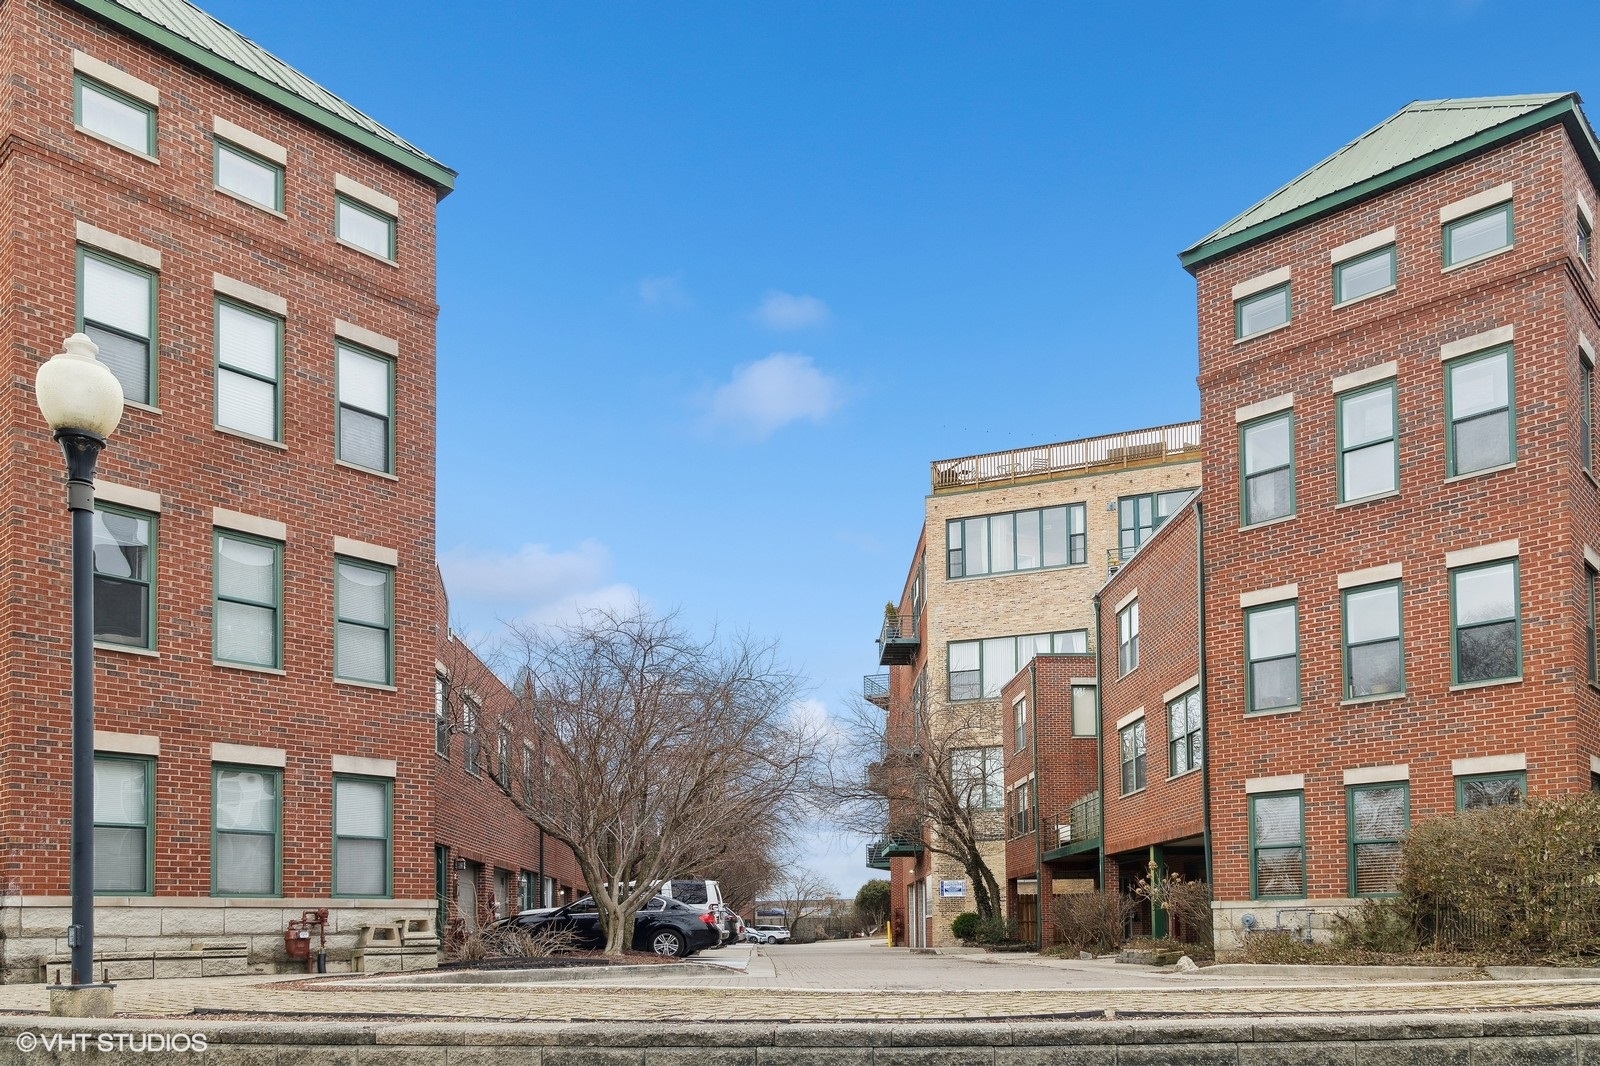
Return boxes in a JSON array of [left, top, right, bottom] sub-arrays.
[[46, 983, 115, 1018]]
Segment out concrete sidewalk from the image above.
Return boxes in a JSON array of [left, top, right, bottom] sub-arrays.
[[0, 940, 1594, 1022]]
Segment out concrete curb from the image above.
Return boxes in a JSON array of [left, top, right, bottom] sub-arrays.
[[3, 1011, 1600, 1063], [1191, 962, 1600, 982]]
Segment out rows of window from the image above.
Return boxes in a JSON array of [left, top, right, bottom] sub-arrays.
[[73, 55, 400, 261], [945, 490, 1196, 582], [95, 755, 391, 897], [79, 245, 398, 474], [1230, 181, 1594, 344], [948, 630, 1087, 700], [1239, 341, 1520, 527], [1117, 686, 1203, 796], [949, 746, 1003, 809], [1242, 554, 1519, 714], [434, 676, 542, 806], [1013, 684, 1099, 751], [93, 506, 395, 685], [1250, 772, 1524, 900]]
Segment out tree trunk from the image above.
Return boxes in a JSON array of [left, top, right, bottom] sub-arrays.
[[600, 899, 629, 956]]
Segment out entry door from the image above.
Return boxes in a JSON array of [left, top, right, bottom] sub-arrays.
[[456, 863, 480, 931], [1015, 894, 1039, 944]]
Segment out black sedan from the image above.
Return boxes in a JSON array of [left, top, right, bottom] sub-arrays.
[[498, 894, 720, 957]]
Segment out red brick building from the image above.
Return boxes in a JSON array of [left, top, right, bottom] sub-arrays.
[[1093, 499, 1204, 938], [0, 0, 457, 978], [999, 653, 1097, 947], [1181, 94, 1600, 948], [432, 583, 585, 943]]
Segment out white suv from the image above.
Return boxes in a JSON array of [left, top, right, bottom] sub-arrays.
[[744, 924, 791, 945]]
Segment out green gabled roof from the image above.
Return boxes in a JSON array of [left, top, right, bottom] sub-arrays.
[[1181, 93, 1600, 272], [66, 0, 455, 191]]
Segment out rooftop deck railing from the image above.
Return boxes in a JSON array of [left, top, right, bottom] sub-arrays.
[[931, 421, 1200, 491]]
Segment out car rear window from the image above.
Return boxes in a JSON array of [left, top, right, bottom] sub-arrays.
[[669, 880, 708, 904]]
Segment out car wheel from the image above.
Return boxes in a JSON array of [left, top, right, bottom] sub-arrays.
[[650, 929, 687, 957]]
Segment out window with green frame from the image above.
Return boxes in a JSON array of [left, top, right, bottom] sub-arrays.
[[1235, 283, 1290, 339], [336, 195, 396, 260], [1582, 354, 1593, 472], [333, 776, 391, 897], [1456, 771, 1525, 811], [1580, 209, 1593, 269], [94, 755, 153, 894], [1348, 783, 1407, 896], [78, 247, 156, 406], [213, 530, 281, 668], [1343, 582, 1402, 698], [1246, 601, 1299, 711], [1444, 201, 1512, 266], [947, 630, 1087, 700], [1119, 719, 1146, 795], [1588, 565, 1598, 685], [1117, 600, 1139, 676], [214, 139, 282, 211], [1450, 558, 1519, 684], [212, 765, 280, 896], [75, 75, 154, 155], [1446, 346, 1514, 476], [335, 558, 393, 684], [946, 503, 1086, 578], [1338, 382, 1396, 501], [215, 299, 282, 441], [1071, 684, 1097, 737], [1250, 791, 1304, 899], [1167, 688, 1201, 776], [1240, 413, 1293, 525], [1118, 489, 1196, 557], [93, 504, 155, 650], [435, 675, 449, 755], [1334, 245, 1395, 304], [337, 342, 395, 473]]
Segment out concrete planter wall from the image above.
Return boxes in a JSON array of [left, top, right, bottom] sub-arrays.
[[0, 897, 438, 982]]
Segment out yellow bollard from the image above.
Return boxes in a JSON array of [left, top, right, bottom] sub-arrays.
[[885, 919, 892, 947]]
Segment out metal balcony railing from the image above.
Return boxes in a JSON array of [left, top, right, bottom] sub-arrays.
[[1047, 791, 1102, 851], [931, 421, 1200, 492], [877, 611, 921, 667], [863, 673, 890, 708]]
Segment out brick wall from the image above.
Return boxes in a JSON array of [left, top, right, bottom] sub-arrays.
[[1097, 503, 1204, 862], [0, 0, 442, 925], [1193, 120, 1600, 916]]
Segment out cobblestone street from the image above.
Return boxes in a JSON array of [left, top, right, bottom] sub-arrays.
[[2, 940, 1597, 1022]]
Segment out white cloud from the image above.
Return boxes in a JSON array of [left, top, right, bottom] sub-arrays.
[[638, 273, 689, 309], [438, 540, 643, 640], [708, 353, 843, 438], [751, 291, 831, 331]]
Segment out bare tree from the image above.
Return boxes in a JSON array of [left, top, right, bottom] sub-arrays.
[[767, 866, 838, 937], [819, 695, 1004, 921], [502, 604, 820, 956]]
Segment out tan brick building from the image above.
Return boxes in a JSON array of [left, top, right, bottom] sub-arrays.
[[871, 425, 1199, 947], [0, 0, 454, 979], [1182, 93, 1600, 949]]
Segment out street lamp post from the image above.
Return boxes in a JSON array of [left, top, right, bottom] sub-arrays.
[[35, 333, 124, 1016]]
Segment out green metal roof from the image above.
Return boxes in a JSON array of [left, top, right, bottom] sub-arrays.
[[67, 0, 455, 191], [1181, 94, 1599, 271]]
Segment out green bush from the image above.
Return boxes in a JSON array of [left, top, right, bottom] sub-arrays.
[[949, 911, 981, 942], [971, 914, 1015, 944]]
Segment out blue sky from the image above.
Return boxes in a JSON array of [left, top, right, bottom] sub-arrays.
[[209, 0, 1600, 896]]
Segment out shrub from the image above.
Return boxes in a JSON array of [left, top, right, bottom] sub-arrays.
[[1050, 890, 1131, 955], [971, 914, 1016, 945], [1330, 898, 1417, 954], [949, 911, 981, 942], [1398, 792, 1600, 958], [1134, 868, 1214, 951]]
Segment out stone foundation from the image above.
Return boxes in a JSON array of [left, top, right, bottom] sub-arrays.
[[0, 897, 438, 982], [1211, 896, 1363, 957]]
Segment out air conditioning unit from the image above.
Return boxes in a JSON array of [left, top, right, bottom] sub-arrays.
[[1057, 824, 1072, 845]]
